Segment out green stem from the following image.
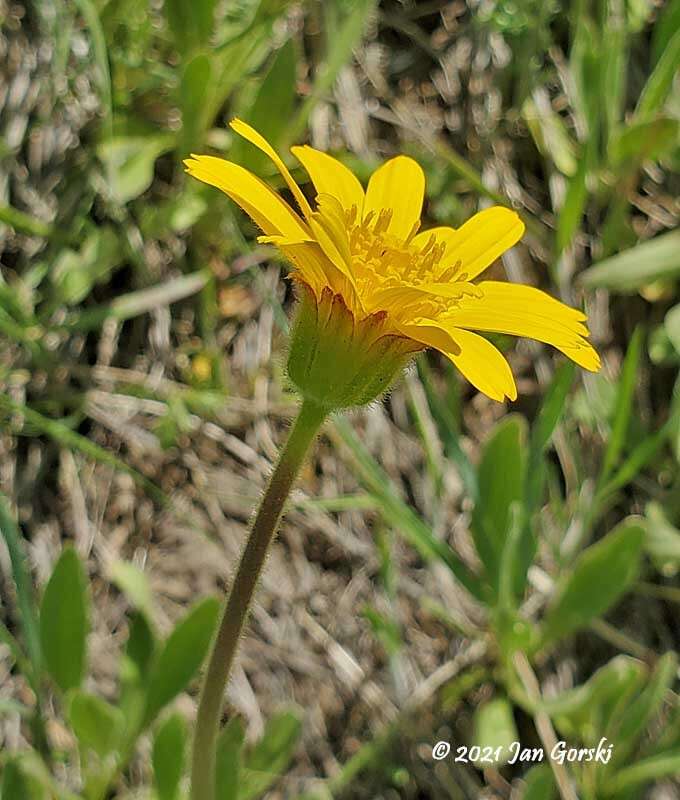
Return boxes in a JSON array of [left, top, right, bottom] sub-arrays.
[[190, 399, 328, 800]]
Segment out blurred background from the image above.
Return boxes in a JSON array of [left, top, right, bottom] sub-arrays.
[[1, 0, 680, 798]]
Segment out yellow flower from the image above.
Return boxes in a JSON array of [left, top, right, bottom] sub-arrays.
[[185, 120, 600, 403]]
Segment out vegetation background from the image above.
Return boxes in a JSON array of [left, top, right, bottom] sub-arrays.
[[1, 0, 679, 798]]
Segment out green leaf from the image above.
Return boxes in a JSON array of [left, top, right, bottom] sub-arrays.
[[51, 226, 126, 305], [523, 94, 578, 176], [542, 519, 645, 645], [643, 502, 680, 574], [599, 326, 643, 486], [98, 135, 174, 205], [540, 655, 644, 741], [240, 712, 301, 800], [0, 757, 49, 800], [580, 230, 680, 291], [556, 155, 588, 254], [0, 492, 41, 679], [40, 548, 89, 693], [153, 713, 188, 800], [68, 690, 125, 758], [471, 415, 527, 596], [108, 560, 155, 622], [526, 362, 575, 511], [233, 39, 297, 174], [471, 697, 518, 766], [126, 610, 157, 678], [164, 0, 217, 55], [607, 753, 680, 794], [216, 716, 245, 800], [636, 26, 680, 120], [520, 764, 557, 800], [144, 597, 220, 725], [609, 117, 680, 167], [607, 652, 677, 767], [179, 55, 213, 157], [665, 303, 680, 355], [651, 0, 680, 65]]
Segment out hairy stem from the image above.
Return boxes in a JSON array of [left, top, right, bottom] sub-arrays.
[[190, 400, 327, 800]]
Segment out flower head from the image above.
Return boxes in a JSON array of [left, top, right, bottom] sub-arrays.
[[185, 120, 600, 404]]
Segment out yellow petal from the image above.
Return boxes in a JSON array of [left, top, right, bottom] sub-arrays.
[[291, 145, 365, 214], [259, 236, 328, 292], [476, 281, 588, 322], [446, 328, 518, 402], [184, 155, 309, 240], [364, 155, 425, 241], [230, 119, 313, 220], [439, 207, 525, 280], [269, 237, 361, 311], [397, 322, 461, 355], [445, 284, 600, 370]]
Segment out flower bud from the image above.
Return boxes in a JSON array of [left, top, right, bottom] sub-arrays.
[[287, 284, 421, 411]]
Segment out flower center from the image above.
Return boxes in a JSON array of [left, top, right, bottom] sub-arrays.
[[343, 205, 466, 318]]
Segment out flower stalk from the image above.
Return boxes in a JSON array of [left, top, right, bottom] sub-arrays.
[[190, 399, 328, 800]]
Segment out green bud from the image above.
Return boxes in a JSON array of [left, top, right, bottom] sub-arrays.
[[287, 284, 421, 411]]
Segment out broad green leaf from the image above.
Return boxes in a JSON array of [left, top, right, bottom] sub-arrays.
[[643, 501, 680, 574], [233, 39, 297, 174], [520, 764, 557, 800], [40, 548, 89, 693], [542, 520, 645, 644], [153, 713, 187, 800], [471, 415, 527, 595], [580, 230, 680, 291], [636, 27, 680, 120], [216, 716, 245, 800], [471, 697, 518, 765], [108, 560, 155, 622], [164, 0, 216, 55], [609, 117, 679, 167], [144, 597, 220, 724], [68, 691, 124, 758], [240, 711, 301, 800], [98, 136, 174, 205]]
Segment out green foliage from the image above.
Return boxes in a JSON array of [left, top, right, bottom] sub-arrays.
[[143, 597, 220, 725], [40, 548, 89, 694], [2, 0, 679, 798], [153, 713, 188, 800], [541, 520, 645, 645]]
